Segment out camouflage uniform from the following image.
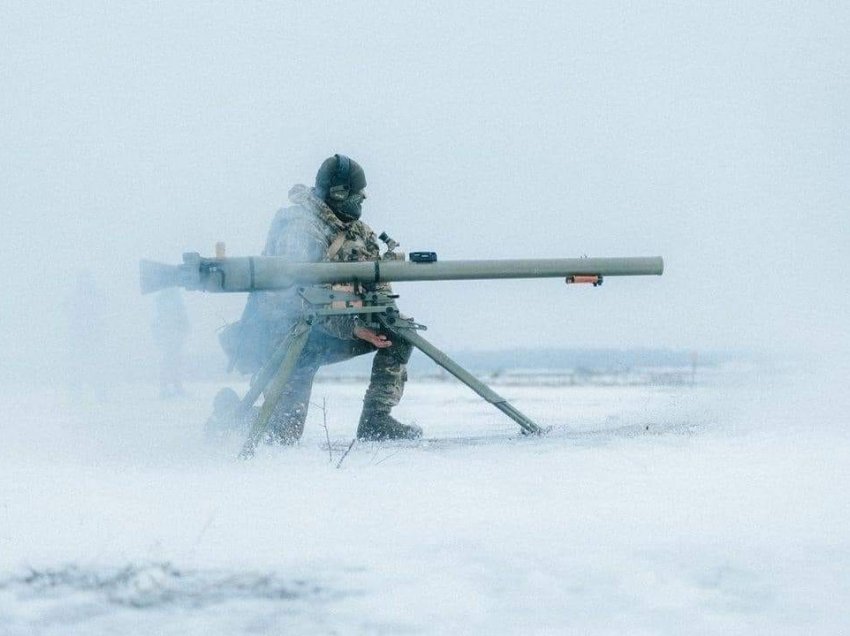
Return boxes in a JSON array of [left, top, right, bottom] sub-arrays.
[[252, 185, 411, 443]]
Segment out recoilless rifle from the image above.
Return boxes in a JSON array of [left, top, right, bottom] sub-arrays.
[[140, 239, 663, 458]]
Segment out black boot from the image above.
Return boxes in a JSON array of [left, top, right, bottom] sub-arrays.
[[205, 388, 260, 438], [357, 407, 422, 441], [204, 387, 241, 437]]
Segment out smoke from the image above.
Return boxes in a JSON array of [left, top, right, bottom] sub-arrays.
[[0, 3, 846, 388]]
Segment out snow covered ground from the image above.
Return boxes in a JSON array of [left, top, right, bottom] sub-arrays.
[[1, 362, 848, 635]]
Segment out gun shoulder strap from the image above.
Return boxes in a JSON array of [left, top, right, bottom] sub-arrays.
[[326, 231, 348, 261]]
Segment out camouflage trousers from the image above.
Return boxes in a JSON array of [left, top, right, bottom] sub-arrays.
[[266, 329, 412, 443]]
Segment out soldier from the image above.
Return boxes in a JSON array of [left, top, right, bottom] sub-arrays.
[[151, 288, 190, 398], [226, 155, 422, 443]]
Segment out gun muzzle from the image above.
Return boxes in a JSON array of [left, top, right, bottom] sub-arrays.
[[139, 259, 185, 295]]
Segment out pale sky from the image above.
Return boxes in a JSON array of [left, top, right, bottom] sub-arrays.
[[2, 2, 848, 377]]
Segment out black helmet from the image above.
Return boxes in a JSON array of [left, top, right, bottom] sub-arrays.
[[315, 154, 367, 221], [315, 154, 366, 201]]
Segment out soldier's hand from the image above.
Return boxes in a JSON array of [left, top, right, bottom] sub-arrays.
[[354, 326, 392, 348]]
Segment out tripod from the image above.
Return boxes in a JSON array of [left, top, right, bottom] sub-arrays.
[[236, 285, 544, 459]]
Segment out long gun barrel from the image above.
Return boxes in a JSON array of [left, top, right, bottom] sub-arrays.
[[140, 253, 664, 294]]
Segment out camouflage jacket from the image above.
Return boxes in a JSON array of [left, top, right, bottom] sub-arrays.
[[251, 184, 388, 340]]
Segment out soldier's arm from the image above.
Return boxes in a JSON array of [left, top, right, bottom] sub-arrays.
[[252, 210, 329, 332], [265, 209, 327, 262]]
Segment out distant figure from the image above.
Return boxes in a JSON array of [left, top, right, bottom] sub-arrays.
[[152, 288, 190, 398], [64, 270, 108, 400]]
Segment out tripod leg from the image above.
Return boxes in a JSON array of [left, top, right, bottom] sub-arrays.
[[238, 320, 313, 459], [383, 324, 544, 435], [233, 331, 296, 420]]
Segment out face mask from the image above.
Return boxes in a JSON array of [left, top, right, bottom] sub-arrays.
[[330, 191, 365, 222]]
